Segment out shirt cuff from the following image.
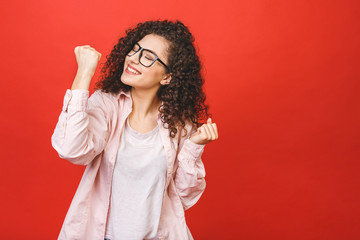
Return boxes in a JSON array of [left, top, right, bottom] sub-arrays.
[[181, 138, 206, 163], [62, 89, 89, 113]]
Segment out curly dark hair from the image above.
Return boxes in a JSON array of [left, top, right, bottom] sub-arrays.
[[94, 20, 210, 138]]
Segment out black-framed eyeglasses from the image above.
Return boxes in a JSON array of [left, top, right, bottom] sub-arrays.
[[127, 43, 169, 69]]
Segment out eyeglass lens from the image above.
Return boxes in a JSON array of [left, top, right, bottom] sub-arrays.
[[128, 44, 157, 67]]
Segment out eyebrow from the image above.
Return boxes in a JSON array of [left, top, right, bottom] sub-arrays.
[[137, 43, 160, 58]]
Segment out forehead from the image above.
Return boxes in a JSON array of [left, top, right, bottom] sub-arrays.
[[137, 34, 170, 60]]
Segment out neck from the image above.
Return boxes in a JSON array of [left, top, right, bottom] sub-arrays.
[[130, 87, 162, 120]]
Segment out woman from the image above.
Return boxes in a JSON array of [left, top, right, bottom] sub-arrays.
[[51, 20, 218, 240]]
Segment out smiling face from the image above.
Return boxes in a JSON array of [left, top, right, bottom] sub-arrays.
[[120, 34, 172, 90]]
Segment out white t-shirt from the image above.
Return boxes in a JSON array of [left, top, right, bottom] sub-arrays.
[[105, 117, 167, 240]]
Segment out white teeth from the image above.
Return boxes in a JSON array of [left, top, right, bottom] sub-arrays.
[[127, 66, 139, 74]]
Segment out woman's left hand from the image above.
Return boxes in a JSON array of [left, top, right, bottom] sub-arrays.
[[189, 118, 219, 145]]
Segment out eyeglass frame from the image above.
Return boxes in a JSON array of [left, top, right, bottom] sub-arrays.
[[127, 42, 169, 70]]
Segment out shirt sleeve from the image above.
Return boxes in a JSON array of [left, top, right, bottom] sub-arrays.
[[51, 89, 109, 165], [174, 123, 206, 211]]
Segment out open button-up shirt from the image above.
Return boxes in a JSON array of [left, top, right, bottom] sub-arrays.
[[51, 89, 206, 240]]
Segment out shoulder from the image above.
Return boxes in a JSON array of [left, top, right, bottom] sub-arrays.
[[90, 89, 130, 104], [86, 90, 119, 118]]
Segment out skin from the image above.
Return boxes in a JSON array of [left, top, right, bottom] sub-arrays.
[[71, 34, 218, 145], [190, 117, 219, 145], [121, 34, 218, 144], [120, 34, 172, 134]]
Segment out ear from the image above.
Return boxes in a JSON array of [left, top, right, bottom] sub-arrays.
[[160, 73, 172, 85]]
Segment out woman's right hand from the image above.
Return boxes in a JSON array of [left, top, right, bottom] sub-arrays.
[[71, 45, 102, 90]]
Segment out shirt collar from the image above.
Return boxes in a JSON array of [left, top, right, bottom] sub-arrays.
[[116, 90, 131, 99]]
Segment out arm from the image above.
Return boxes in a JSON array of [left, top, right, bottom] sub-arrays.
[[174, 123, 207, 211], [51, 88, 109, 165]]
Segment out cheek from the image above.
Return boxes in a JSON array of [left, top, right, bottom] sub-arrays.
[[151, 71, 166, 82], [141, 68, 163, 80], [123, 56, 129, 68]]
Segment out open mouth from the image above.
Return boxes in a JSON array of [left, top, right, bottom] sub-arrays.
[[126, 64, 141, 75]]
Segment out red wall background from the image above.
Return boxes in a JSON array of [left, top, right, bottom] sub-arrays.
[[1, 0, 359, 239]]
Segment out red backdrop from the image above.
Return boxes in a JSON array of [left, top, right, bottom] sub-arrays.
[[1, 0, 359, 239]]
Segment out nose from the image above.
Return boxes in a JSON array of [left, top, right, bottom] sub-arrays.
[[128, 51, 140, 65]]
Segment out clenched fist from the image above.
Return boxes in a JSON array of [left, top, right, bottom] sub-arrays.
[[71, 45, 102, 90], [189, 118, 219, 145], [74, 45, 102, 77]]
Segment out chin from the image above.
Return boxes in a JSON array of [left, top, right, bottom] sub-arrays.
[[120, 73, 132, 87]]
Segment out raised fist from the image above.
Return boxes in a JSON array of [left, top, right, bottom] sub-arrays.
[[74, 45, 102, 77]]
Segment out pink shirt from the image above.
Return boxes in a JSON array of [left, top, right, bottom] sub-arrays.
[[51, 89, 207, 240]]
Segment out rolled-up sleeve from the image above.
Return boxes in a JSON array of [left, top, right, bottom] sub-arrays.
[[174, 124, 206, 210], [51, 89, 109, 165]]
